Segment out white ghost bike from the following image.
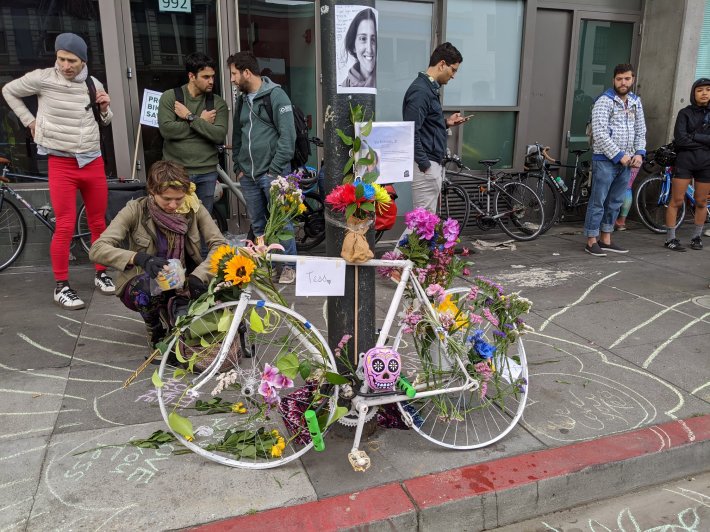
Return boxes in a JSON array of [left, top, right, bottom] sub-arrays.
[[156, 255, 529, 471]]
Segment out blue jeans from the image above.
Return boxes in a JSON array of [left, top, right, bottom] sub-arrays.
[[190, 171, 218, 214], [584, 160, 630, 237], [240, 172, 297, 265]]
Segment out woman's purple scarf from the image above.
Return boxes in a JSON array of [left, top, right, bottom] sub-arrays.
[[147, 197, 188, 261]]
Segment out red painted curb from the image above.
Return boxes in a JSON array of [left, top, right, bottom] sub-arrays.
[[189, 482, 415, 532], [404, 415, 710, 509], [191, 415, 710, 531]]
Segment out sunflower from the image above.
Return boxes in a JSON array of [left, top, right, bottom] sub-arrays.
[[223, 255, 256, 286], [209, 245, 235, 275]]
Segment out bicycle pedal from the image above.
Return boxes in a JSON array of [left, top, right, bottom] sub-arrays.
[[348, 450, 371, 472]]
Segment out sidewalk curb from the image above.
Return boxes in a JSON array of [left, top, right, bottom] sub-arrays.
[[187, 415, 710, 532]]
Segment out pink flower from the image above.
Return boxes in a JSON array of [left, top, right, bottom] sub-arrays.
[[462, 268, 471, 276], [262, 363, 279, 384], [241, 240, 285, 258], [442, 218, 460, 248], [258, 381, 280, 405], [405, 208, 440, 240], [483, 308, 500, 327], [426, 284, 446, 303]]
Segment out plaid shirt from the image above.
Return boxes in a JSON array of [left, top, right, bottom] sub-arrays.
[[591, 88, 646, 163]]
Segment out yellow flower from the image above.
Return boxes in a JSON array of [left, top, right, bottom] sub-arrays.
[[277, 437, 286, 450], [231, 402, 246, 413], [298, 203, 307, 214], [372, 183, 392, 205], [438, 295, 468, 329], [209, 245, 235, 275], [271, 444, 283, 458], [271, 429, 280, 438], [224, 255, 256, 286]]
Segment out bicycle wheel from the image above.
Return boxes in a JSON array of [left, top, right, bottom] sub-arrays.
[[0, 198, 27, 271], [294, 192, 325, 251], [157, 298, 339, 469], [494, 181, 544, 241], [393, 287, 529, 449], [439, 180, 470, 229], [634, 174, 684, 233], [519, 172, 560, 234]]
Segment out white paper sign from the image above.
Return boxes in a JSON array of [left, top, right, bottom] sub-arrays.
[[354, 121, 415, 183], [295, 258, 346, 297], [140, 89, 163, 128], [158, 0, 192, 13]]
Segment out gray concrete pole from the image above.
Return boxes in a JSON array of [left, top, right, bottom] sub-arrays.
[[320, 0, 377, 370]]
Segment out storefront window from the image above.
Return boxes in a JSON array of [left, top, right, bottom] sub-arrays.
[[697, 0, 710, 78], [460, 111, 516, 170], [375, 0, 433, 121], [0, 0, 116, 177], [444, 0, 524, 107]]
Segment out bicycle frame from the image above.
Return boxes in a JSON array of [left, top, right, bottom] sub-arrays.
[[657, 166, 697, 207], [1, 174, 58, 233]]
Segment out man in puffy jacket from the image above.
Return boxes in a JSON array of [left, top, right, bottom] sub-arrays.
[[584, 63, 646, 257], [228, 51, 297, 284], [2, 32, 115, 309]]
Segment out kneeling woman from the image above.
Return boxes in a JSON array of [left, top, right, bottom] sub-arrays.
[[90, 161, 226, 357]]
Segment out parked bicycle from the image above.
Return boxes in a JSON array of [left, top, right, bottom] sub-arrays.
[[156, 254, 529, 470], [633, 144, 710, 233], [518, 143, 592, 234], [440, 154, 545, 241], [0, 156, 141, 270]]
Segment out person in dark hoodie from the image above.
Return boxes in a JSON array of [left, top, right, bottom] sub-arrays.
[[664, 78, 710, 252], [228, 51, 297, 284]]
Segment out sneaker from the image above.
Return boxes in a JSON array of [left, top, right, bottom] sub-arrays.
[[690, 236, 703, 250], [584, 243, 607, 257], [598, 241, 628, 254], [704, 229, 710, 237], [54, 285, 86, 310], [664, 238, 687, 252], [278, 266, 296, 284], [94, 272, 116, 295], [614, 223, 627, 231]]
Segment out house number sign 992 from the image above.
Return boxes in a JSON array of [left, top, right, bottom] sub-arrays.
[[159, 0, 191, 14]]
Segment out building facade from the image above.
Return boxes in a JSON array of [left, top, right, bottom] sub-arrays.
[[0, 0, 706, 185]]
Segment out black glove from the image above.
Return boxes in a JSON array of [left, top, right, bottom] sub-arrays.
[[187, 275, 207, 299], [133, 252, 169, 279]]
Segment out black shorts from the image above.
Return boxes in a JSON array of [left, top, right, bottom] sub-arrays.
[[673, 167, 710, 182]]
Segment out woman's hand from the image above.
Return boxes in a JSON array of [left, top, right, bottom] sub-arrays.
[[133, 252, 169, 279]]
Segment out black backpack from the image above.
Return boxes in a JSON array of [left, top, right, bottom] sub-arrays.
[[237, 92, 311, 168]]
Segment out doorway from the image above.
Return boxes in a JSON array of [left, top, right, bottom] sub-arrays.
[[527, 9, 638, 170]]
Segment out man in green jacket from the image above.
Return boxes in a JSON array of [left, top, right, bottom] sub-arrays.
[[228, 51, 297, 284], [158, 52, 228, 215]]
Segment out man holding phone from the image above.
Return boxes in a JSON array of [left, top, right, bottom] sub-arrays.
[[402, 42, 467, 212]]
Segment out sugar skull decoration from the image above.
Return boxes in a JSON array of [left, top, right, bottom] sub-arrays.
[[363, 346, 401, 391]]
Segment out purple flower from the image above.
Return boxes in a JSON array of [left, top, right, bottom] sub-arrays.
[[405, 208, 440, 240], [442, 218, 460, 248]]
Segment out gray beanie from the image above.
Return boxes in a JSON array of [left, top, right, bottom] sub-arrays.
[[55, 33, 88, 62]]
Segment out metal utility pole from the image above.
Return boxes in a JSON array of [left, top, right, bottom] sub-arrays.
[[320, 0, 377, 370]]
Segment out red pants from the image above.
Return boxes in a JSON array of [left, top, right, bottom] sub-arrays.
[[48, 155, 108, 281]]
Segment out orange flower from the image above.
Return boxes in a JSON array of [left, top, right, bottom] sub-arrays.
[[223, 255, 256, 286]]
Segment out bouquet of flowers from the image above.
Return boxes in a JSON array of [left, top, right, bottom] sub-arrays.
[[263, 173, 306, 246], [378, 208, 470, 290], [325, 179, 392, 262]]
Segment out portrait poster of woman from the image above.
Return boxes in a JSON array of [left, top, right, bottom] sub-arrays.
[[335, 5, 378, 94]]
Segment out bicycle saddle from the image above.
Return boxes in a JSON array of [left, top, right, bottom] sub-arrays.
[[479, 158, 501, 167], [570, 149, 589, 156]]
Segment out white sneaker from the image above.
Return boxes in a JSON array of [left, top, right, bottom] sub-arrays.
[[704, 229, 710, 238], [94, 272, 116, 295], [54, 285, 85, 310], [278, 266, 296, 284]]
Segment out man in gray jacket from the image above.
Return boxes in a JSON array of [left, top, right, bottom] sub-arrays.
[[584, 63, 646, 256]]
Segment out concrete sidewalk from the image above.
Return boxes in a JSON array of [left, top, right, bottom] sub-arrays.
[[1, 221, 709, 531]]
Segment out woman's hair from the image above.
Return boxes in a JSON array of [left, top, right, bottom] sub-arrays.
[[146, 160, 191, 195], [344, 8, 376, 59]]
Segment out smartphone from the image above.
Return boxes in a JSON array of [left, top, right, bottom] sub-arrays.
[[461, 114, 474, 122]]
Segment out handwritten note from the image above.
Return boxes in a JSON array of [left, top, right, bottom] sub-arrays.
[[140, 89, 163, 128], [295, 258, 346, 296]]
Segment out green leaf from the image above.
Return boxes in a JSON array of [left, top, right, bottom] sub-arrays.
[[151, 369, 164, 388], [353, 136, 361, 153], [362, 171, 378, 184], [250, 308, 264, 333], [345, 203, 356, 219], [299, 360, 312, 380], [327, 406, 349, 427], [343, 158, 354, 175], [355, 182, 364, 197], [172, 368, 186, 379], [336, 129, 353, 146], [175, 341, 186, 363], [325, 371, 349, 385], [343, 173, 354, 184], [360, 120, 373, 137], [355, 156, 371, 167], [360, 202, 375, 212], [200, 336, 212, 348], [275, 352, 300, 379], [191, 300, 210, 316], [240, 445, 257, 458], [277, 232, 294, 241], [217, 308, 233, 333], [168, 412, 194, 440]]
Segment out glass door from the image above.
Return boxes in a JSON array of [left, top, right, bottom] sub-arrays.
[[566, 17, 637, 166], [238, 0, 317, 167], [129, 0, 221, 174]]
